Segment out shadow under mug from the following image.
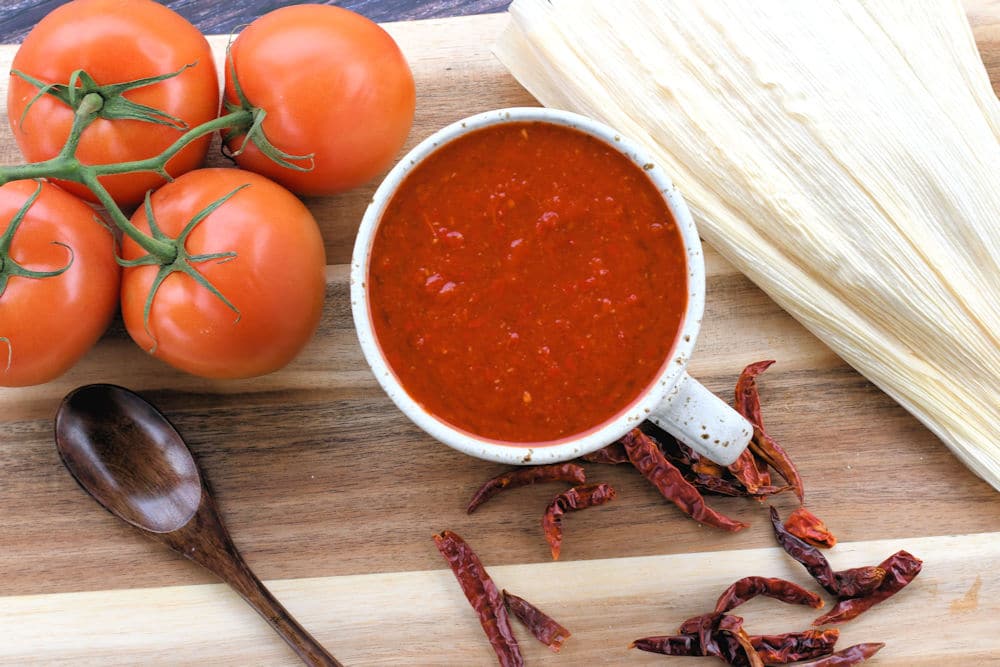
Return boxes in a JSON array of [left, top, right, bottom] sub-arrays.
[[351, 107, 752, 466]]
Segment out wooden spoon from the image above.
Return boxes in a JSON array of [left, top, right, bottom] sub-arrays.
[[55, 383, 341, 667]]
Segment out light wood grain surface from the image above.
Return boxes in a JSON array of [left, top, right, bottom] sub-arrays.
[[1, 7, 999, 666]]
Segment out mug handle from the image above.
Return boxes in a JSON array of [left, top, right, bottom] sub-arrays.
[[647, 372, 752, 465]]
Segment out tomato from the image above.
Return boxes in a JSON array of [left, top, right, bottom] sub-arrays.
[[7, 0, 219, 208], [0, 181, 120, 386], [224, 5, 416, 195], [120, 168, 326, 378]]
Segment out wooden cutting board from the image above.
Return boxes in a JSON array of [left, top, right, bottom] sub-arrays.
[[2, 7, 1000, 666]]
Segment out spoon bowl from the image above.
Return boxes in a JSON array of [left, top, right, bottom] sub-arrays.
[[55, 384, 340, 667], [56, 384, 200, 533]]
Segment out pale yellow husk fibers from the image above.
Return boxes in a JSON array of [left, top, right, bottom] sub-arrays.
[[495, 0, 1000, 488]]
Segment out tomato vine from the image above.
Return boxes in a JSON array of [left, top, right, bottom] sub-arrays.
[[0, 61, 270, 320], [0, 1, 413, 383]]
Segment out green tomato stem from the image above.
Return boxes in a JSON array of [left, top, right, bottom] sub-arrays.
[[0, 157, 76, 184], [97, 109, 254, 177], [0, 181, 75, 299], [59, 92, 103, 159], [80, 172, 177, 262], [0, 181, 42, 257]]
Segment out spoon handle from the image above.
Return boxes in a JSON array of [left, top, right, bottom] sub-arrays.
[[224, 556, 343, 667], [161, 493, 342, 667]]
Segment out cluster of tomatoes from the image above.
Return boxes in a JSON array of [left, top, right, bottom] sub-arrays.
[[0, 0, 416, 386]]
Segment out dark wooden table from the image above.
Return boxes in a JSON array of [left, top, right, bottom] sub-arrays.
[[0, 0, 511, 43]]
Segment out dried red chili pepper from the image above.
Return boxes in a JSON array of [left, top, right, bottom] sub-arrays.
[[735, 360, 775, 425], [814, 551, 922, 625], [656, 432, 698, 467], [749, 484, 795, 499], [672, 613, 763, 667], [501, 590, 571, 653], [832, 566, 887, 599], [686, 473, 791, 499], [466, 463, 587, 514], [735, 361, 804, 501], [639, 423, 707, 469], [728, 447, 773, 495], [770, 507, 858, 596], [719, 614, 765, 667], [688, 472, 755, 497], [677, 612, 726, 658], [648, 427, 787, 500], [749, 428, 804, 500], [713, 576, 823, 613], [693, 457, 727, 478], [636, 426, 784, 501], [621, 429, 748, 531], [731, 362, 771, 494], [633, 634, 753, 665], [787, 643, 885, 666], [751, 628, 839, 664], [634, 628, 840, 665], [785, 507, 838, 548], [770, 506, 837, 593], [580, 442, 629, 464], [770, 508, 886, 598], [432, 530, 523, 667], [542, 483, 616, 560], [643, 428, 766, 497], [677, 611, 723, 638], [629, 634, 698, 656]]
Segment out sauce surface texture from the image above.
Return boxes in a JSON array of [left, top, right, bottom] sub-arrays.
[[368, 121, 687, 443]]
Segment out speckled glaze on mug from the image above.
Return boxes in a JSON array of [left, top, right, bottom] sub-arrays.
[[351, 107, 752, 465]]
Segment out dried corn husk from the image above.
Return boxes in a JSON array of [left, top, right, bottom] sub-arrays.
[[495, 0, 1000, 488]]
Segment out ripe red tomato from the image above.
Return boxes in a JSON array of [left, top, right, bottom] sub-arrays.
[[7, 0, 219, 208], [0, 181, 120, 387], [224, 5, 416, 195], [120, 169, 326, 379]]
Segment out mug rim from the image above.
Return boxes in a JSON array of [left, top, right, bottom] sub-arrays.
[[350, 107, 706, 464]]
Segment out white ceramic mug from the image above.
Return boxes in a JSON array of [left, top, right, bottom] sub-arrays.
[[351, 108, 752, 466]]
